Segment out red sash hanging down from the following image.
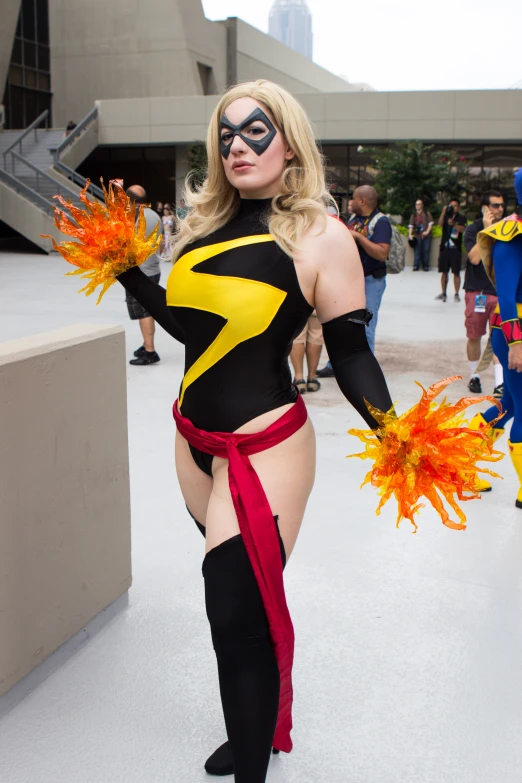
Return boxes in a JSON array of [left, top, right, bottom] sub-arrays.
[[172, 395, 308, 753]]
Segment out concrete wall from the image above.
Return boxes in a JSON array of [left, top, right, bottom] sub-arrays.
[[60, 117, 99, 171], [97, 95, 219, 146], [232, 18, 353, 94], [0, 0, 20, 106], [300, 90, 522, 143], [95, 89, 522, 147], [0, 180, 63, 252], [0, 324, 132, 697], [48, 0, 362, 128], [404, 236, 442, 268], [49, 0, 223, 126]]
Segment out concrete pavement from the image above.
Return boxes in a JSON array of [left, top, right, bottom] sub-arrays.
[[0, 252, 521, 783]]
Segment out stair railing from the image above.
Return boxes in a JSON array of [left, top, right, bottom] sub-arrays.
[[9, 151, 81, 203], [0, 168, 55, 215], [53, 159, 104, 201], [54, 106, 98, 162], [2, 109, 49, 170]]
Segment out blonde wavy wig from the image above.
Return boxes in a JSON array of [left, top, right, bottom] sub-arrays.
[[172, 80, 335, 261]]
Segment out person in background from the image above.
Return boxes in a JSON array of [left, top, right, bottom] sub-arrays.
[[347, 186, 391, 352], [467, 169, 522, 504], [64, 120, 76, 137], [436, 197, 466, 302], [162, 203, 175, 259], [156, 201, 164, 216], [318, 186, 391, 377], [463, 190, 505, 395], [176, 199, 188, 220], [125, 186, 164, 365], [409, 198, 433, 271], [290, 311, 323, 394]]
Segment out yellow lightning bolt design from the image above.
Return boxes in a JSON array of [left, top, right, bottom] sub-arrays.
[[166, 235, 287, 406]]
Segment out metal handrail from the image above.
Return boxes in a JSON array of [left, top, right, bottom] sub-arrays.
[[54, 106, 98, 161], [53, 159, 104, 200], [3, 109, 49, 164], [0, 167, 55, 215], [9, 151, 81, 201]]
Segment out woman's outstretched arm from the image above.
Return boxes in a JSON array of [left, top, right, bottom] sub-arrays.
[[117, 266, 185, 344]]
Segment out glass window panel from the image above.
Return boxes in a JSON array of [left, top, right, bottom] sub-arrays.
[[37, 44, 50, 72], [348, 144, 384, 191], [25, 89, 38, 125], [483, 146, 522, 168], [22, 0, 36, 40], [25, 69, 37, 88], [144, 146, 176, 161], [9, 65, 23, 86], [321, 144, 349, 166], [8, 86, 25, 129], [12, 38, 23, 65], [38, 72, 50, 91], [111, 147, 144, 162], [24, 41, 36, 68], [36, 0, 49, 44]]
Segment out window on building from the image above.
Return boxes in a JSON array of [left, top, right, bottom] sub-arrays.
[[197, 63, 216, 96], [2, 0, 52, 129]]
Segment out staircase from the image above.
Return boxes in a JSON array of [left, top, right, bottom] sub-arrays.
[[0, 109, 100, 251]]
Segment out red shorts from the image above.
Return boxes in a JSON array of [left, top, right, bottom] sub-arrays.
[[464, 292, 498, 340]]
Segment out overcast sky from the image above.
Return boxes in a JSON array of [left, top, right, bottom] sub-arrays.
[[202, 0, 521, 92]]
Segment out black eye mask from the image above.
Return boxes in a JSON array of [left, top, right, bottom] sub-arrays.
[[220, 107, 277, 159]]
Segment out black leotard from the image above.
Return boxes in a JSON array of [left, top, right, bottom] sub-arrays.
[[120, 198, 312, 433], [118, 199, 393, 462]]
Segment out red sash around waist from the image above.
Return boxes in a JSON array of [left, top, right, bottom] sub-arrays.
[[172, 395, 308, 753]]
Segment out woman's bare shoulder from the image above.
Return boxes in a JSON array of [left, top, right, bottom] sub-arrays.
[[297, 214, 355, 266]]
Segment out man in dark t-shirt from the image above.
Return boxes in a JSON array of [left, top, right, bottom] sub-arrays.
[[463, 190, 506, 395], [436, 198, 466, 302], [346, 185, 391, 353], [317, 185, 391, 376]]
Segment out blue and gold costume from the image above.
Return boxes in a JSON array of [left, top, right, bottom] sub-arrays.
[[474, 170, 522, 507]]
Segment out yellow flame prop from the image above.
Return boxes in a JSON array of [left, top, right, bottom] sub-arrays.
[[42, 180, 161, 303], [348, 376, 503, 532]]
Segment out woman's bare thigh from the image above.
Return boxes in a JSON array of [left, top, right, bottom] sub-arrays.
[[175, 431, 213, 527], [207, 416, 316, 561]]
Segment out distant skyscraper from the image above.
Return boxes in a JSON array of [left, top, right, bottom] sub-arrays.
[[269, 0, 313, 60]]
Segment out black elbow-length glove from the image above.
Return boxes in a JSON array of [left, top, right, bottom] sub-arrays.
[[322, 309, 393, 429], [117, 266, 185, 344]]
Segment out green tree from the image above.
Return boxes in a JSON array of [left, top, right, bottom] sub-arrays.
[[187, 142, 208, 188], [366, 141, 466, 222]]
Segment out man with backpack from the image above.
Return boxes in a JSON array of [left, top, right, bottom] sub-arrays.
[[317, 185, 402, 375], [346, 185, 392, 352]]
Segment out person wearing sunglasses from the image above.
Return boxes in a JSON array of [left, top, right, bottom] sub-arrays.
[[463, 191, 505, 395]]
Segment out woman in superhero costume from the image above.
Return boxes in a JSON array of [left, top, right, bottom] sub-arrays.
[[113, 80, 394, 781], [469, 169, 522, 506], [47, 79, 502, 782]]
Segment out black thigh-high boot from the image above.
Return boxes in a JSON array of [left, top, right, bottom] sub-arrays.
[[188, 506, 285, 777], [203, 534, 280, 783]]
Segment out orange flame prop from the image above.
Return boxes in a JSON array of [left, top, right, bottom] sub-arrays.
[[348, 376, 503, 532], [42, 180, 161, 303]]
